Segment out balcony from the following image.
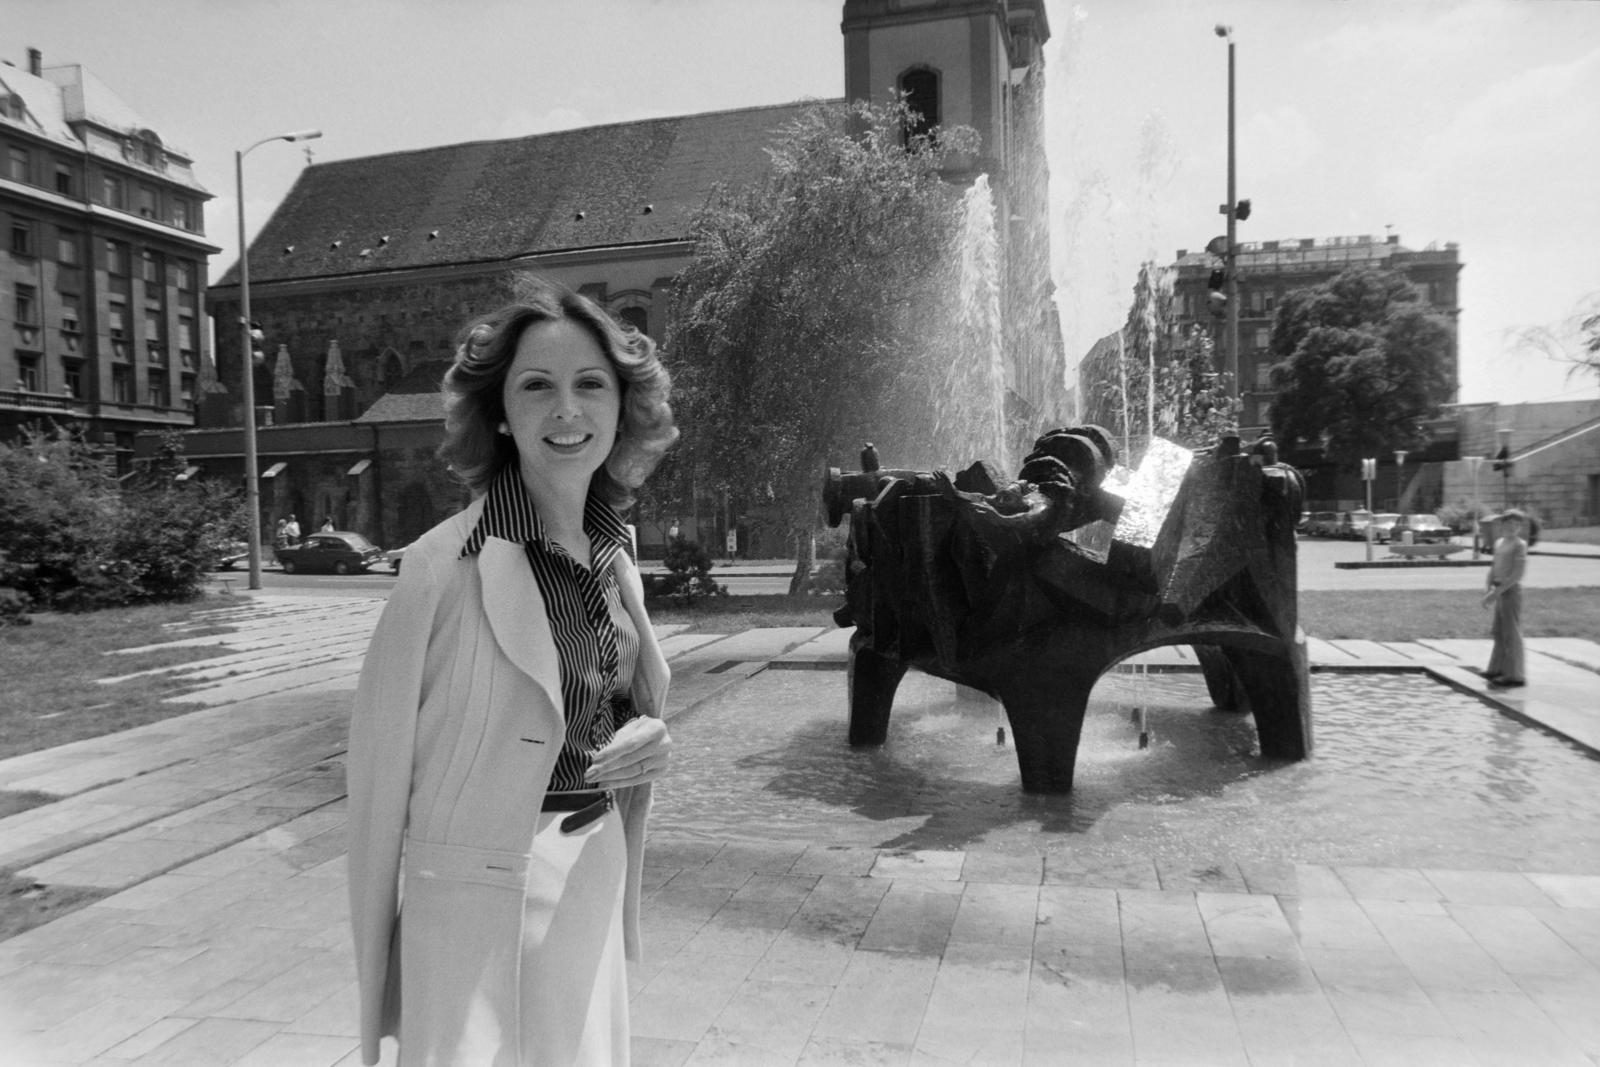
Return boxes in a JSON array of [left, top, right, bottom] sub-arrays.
[[0, 390, 88, 415]]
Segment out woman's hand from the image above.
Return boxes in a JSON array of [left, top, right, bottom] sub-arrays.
[[586, 717, 672, 788]]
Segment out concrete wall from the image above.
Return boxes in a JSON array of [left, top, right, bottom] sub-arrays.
[[1441, 399, 1600, 526]]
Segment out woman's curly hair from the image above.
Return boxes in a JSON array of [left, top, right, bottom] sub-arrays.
[[438, 274, 678, 508]]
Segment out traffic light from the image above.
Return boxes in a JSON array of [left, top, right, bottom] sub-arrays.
[[1207, 268, 1227, 316], [248, 321, 266, 364], [1236, 198, 1252, 221]]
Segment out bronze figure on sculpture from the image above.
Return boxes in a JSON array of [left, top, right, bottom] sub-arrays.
[[824, 427, 1312, 793]]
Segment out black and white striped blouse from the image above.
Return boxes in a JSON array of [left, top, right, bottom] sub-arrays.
[[462, 465, 640, 793]]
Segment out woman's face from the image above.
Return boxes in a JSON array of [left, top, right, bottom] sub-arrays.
[[501, 318, 621, 487]]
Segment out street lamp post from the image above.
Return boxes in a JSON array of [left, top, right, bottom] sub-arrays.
[[1465, 454, 1483, 557], [1216, 24, 1239, 409], [1394, 449, 1408, 513], [235, 129, 322, 590]]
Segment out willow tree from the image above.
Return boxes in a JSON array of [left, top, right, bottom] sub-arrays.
[[665, 100, 981, 592]]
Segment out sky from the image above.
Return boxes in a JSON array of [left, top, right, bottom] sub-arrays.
[[5, 0, 1598, 407]]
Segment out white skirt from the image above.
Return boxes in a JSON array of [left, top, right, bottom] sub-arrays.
[[520, 805, 630, 1067]]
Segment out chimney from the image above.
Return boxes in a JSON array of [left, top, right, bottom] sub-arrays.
[[27, 48, 41, 76], [1386, 234, 1400, 245]]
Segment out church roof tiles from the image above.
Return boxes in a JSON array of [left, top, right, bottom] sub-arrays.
[[221, 99, 837, 286]]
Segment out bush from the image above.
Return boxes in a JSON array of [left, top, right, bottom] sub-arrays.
[[656, 537, 727, 605], [0, 428, 248, 611], [1438, 498, 1492, 534]]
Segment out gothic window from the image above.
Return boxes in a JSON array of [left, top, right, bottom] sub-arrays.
[[379, 350, 403, 386], [900, 67, 940, 144]]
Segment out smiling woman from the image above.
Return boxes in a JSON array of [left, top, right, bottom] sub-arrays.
[[344, 276, 681, 1066]]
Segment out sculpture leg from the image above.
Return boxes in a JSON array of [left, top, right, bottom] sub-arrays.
[[998, 673, 1096, 793], [847, 646, 908, 746], [1222, 637, 1313, 759], [1194, 645, 1243, 712]]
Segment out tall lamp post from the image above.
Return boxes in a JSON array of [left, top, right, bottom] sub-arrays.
[[1393, 449, 1408, 512], [235, 129, 322, 589], [1465, 454, 1483, 557], [1215, 24, 1240, 408]]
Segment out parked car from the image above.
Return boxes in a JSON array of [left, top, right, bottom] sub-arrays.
[[1337, 509, 1375, 540], [1307, 511, 1340, 537], [1393, 513, 1452, 544], [274, 532, 386, 575], [385, 542, 412, 574], [1367, 513, 1402, 543]]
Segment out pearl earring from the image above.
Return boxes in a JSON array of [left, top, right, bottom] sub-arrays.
[[498, 423, 510, 435]]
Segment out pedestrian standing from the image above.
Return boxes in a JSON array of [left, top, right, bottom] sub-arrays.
[[284, 514, 301, 544], [274, 519, 289, 551], [1481, 509, 1529, 688], [345, 277, 679, 1066], [320, 517, 336, 533]]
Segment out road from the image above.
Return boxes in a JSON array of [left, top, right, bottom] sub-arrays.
[[207, 537, 1599, 599]]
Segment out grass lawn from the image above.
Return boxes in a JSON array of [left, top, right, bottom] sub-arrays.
[[646, 594, 841, 634], [1299, 588, 1600, 643], [0, 597, 237, 765]]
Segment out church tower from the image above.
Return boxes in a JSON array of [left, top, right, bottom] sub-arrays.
[[841, 0, 1067, 436]]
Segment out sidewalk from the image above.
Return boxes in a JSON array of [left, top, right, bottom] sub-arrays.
[[1, 597, 1598, 1065]]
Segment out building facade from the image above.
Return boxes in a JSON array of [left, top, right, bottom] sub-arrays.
[[1, 49, 217, 468], [1170, 233, 1462, 431], [157, 0, 1066, 556]]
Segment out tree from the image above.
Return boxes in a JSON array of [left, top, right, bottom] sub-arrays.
[[0, 427, 248, 609], [1267, 268, 1453, 467], [665, 99, 989, 593], [1081, 262, 1241, 458]]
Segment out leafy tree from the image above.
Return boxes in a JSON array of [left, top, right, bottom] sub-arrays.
[[665, 99, 987, 593], [1267, 268, 1453, 467]]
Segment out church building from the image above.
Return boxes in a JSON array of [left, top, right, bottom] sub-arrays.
[[160, 0, 1062, 556]]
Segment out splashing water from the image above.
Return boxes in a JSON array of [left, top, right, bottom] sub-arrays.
[[933, 175, 1010, 473]]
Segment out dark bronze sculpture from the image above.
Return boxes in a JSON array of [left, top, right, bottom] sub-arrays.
[[824, 427, 1311, 793]]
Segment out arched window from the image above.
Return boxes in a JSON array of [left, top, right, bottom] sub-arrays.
[[900, 67, 940, 145], [617, 306, 648, 336]]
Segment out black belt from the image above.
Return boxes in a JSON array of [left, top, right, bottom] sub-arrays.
[[542, 790, 613, 833]]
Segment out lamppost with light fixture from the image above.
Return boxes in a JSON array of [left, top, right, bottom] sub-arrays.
[[235, 129, 322, 590], [1494, 427, 1514, 509], [1214, 23, 1242, 409]]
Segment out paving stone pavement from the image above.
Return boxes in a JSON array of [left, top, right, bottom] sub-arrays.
[[1, 599, 1598, 1065]]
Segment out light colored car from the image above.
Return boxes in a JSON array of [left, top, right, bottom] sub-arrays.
[[1367, 513, 1402, 543], [1337, 509, 1375, 540], [385, 542, 412, 574], [1393, 513, 1452, 544]]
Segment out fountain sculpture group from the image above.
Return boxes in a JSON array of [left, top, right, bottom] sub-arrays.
[[825, 426, 1312, 793]]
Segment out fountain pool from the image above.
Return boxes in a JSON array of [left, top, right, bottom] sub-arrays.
[[650, 668, 1600, 874]]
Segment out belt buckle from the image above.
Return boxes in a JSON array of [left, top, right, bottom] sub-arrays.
[[559, 791, 613, 834]]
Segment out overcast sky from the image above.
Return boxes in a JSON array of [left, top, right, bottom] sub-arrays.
[[7, 0, 1598, 407]]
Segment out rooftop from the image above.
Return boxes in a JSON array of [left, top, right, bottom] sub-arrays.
[[218, 99, 839, 287], [1173, 234, 1461, 272], [0, 58, 207, 193]]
